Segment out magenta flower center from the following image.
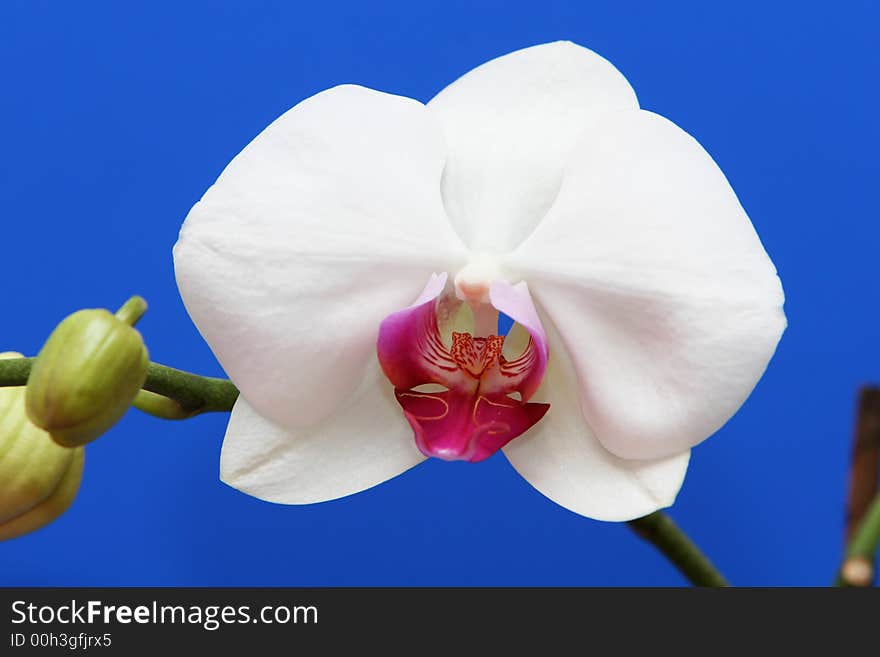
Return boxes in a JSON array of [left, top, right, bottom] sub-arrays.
[[377, 273, 550, 463]]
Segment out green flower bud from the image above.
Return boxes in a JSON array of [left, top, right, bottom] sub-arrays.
[[0, 352, 85, 542], [26, 296, 149, 447]]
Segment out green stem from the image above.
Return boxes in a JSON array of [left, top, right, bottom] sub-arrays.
[[0, 357, 238, 416], [142, 362, 239, 414], [628, 511, 730, 587], [836, 494, 880, 587]]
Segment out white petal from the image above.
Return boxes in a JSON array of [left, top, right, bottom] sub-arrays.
[[503, 318, 690, 522], [509, 109, 786, 460], [174, 85, 465, 429], [428, 41, 638, 252], [220, 361, 426, 504]]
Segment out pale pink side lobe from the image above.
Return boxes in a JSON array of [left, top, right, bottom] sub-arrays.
[[377, 274, 550, 462], [488, 280, 549, 402]]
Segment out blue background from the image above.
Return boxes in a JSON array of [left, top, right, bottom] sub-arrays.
[[1, 1, 877, 586]]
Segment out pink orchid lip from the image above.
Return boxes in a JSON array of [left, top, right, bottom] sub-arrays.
[[377, 272, 550, 462]]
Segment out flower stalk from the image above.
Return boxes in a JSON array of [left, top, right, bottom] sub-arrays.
[[0, 357, 239, 417], [844, 387, 880, 543], [837, 493, 880, 586], [628, 511, 730, 587]]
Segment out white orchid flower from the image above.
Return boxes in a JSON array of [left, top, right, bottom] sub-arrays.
[[174, 41, 785, 522]]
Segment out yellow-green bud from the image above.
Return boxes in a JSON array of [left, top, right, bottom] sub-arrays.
[[26, 296, 149, 447], [0, 352, 85, 542]]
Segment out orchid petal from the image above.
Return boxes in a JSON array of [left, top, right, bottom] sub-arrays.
[[503, 319, 690, 522], [220, 362, 425, 504], [428, 41, 638, 251], [510, 109, 785, 460], [174, 84, 465, 430]]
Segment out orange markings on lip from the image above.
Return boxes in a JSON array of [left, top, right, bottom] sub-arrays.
[[450, 332, 505, 378], [395, 392, 450, 421]]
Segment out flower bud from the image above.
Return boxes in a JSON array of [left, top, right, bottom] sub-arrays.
[[26, 297, 149, 447], [0, 352, 85, 541]]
